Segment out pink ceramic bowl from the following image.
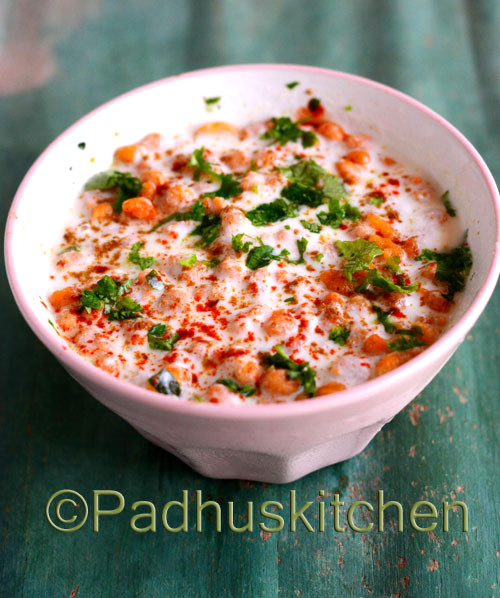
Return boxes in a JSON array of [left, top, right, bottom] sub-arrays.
[[5, 65, 500, 483]]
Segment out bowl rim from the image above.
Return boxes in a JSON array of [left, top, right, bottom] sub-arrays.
[[5, 63, 500, 421]]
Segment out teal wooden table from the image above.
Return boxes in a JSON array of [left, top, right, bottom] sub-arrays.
[[1, 1, 499, 596]]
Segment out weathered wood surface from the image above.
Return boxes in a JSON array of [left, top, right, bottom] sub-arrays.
[[1, 1, 499, 596]]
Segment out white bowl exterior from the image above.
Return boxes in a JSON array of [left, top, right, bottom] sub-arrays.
[[5, 66, 500, 482], [62, 339, 458, 483]]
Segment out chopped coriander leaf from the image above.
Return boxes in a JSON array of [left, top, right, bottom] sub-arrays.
[[344, 105, 352, 111], [216, 379, 256, 397], [250, 185, 258, 193], [48, 319, 61, 336], [280, 159, 348, 216], [203, 173, 242, 199], [77, 142, 86, 149], [342, 201, 361, 222], [147, 324, 180, 351], [301, 130, 318, 148], [80, 275, 134, 315], [441, 190, 457, 217], [190, 213, 222, 247], [322, 175, 348, 202], [260, 116, 317, 148], [356, 269, 418, 294], [415, 241, 472, 301], [395, 325, 423, 337], [369, 192, 384, 206], [204, 96, 221, 105], [385, 256, 401, 274], [261, 345, 316, 396], [280, 158, 328, 188], [202, 258, 220, 268], [308, 97, 321, 111], [58, 245, 81, 255], [284, 296, 296, 303], [335, 239, 383, 281], [284, 225, 291, 230], [373, 305, 397, 333], [107, 295, 143, 320], [81, 290, 102, 312], [314, 253, 324, 262], [246, 198, 297, 226], [84, 170, 142, 213], [317, 198, 344, 228], [232, 233, 253, 252], [128, 241, 155, 270], [300, 219, 322, 233], [281, 183, 324, 207], [146, 269, 164, 291], [179, 254, 198, 268], [329, 326, 350, 346], [374, 305, 423, 336], [148, 368, 181, 396], [246, 245, 289, 270], [287, 237, 308, 265], [187, 147, 218, 181], [148, 200, 205, 232], [286, 81, 300, 89], [387, 336, 426, 352]]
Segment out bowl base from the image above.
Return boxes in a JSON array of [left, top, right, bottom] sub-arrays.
[[133, 419, 390, 483]]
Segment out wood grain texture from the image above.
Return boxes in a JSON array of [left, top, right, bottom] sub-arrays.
[[0, 1, 499, 596]]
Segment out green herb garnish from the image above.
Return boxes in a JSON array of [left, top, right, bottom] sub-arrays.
[[107, 295, 143, 320], [300, 220, 322, 233], [262, 345, 316, 396], [387, 336, 426, 352], [48, 319, 61, 336], [232, 233, 253, 252], [369, 192, 384, 206], [286, 81, 300, 89], [315, 253, 324, 262], [204, 96, 221, 106], [202, 258, 220, 268], [128, 241, 155, 270], [385, 256, 401, 274], [216, 379, 256, 397], [260, 117, 318, 148], [356, 269, 418, 294], [179, 254, 198, 268], [284, 296, 296, 303], [441, 190, 457, 217], [246, 198, 297, 226], [329, 326, 350, 346], [245, 244, 290, 270], [77, 142, 86, 150], [147, 324, 180, 351], [187, 147, 216, 180], [308, 97, 321, 111], [190, 212, 222, 247], [148, 200, 205, 233], [373, 306, 397, 333], [148, 368, 181, 396], [415, 241, 472, 301], [58, 245, 81, 255], [80, 276, 142, 320], [84, 170, 142, 213], [335, 240, 384, 281], [203, 173, 242, 199], [281, 183, 324, 207], [287, 237, 308, 265]]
